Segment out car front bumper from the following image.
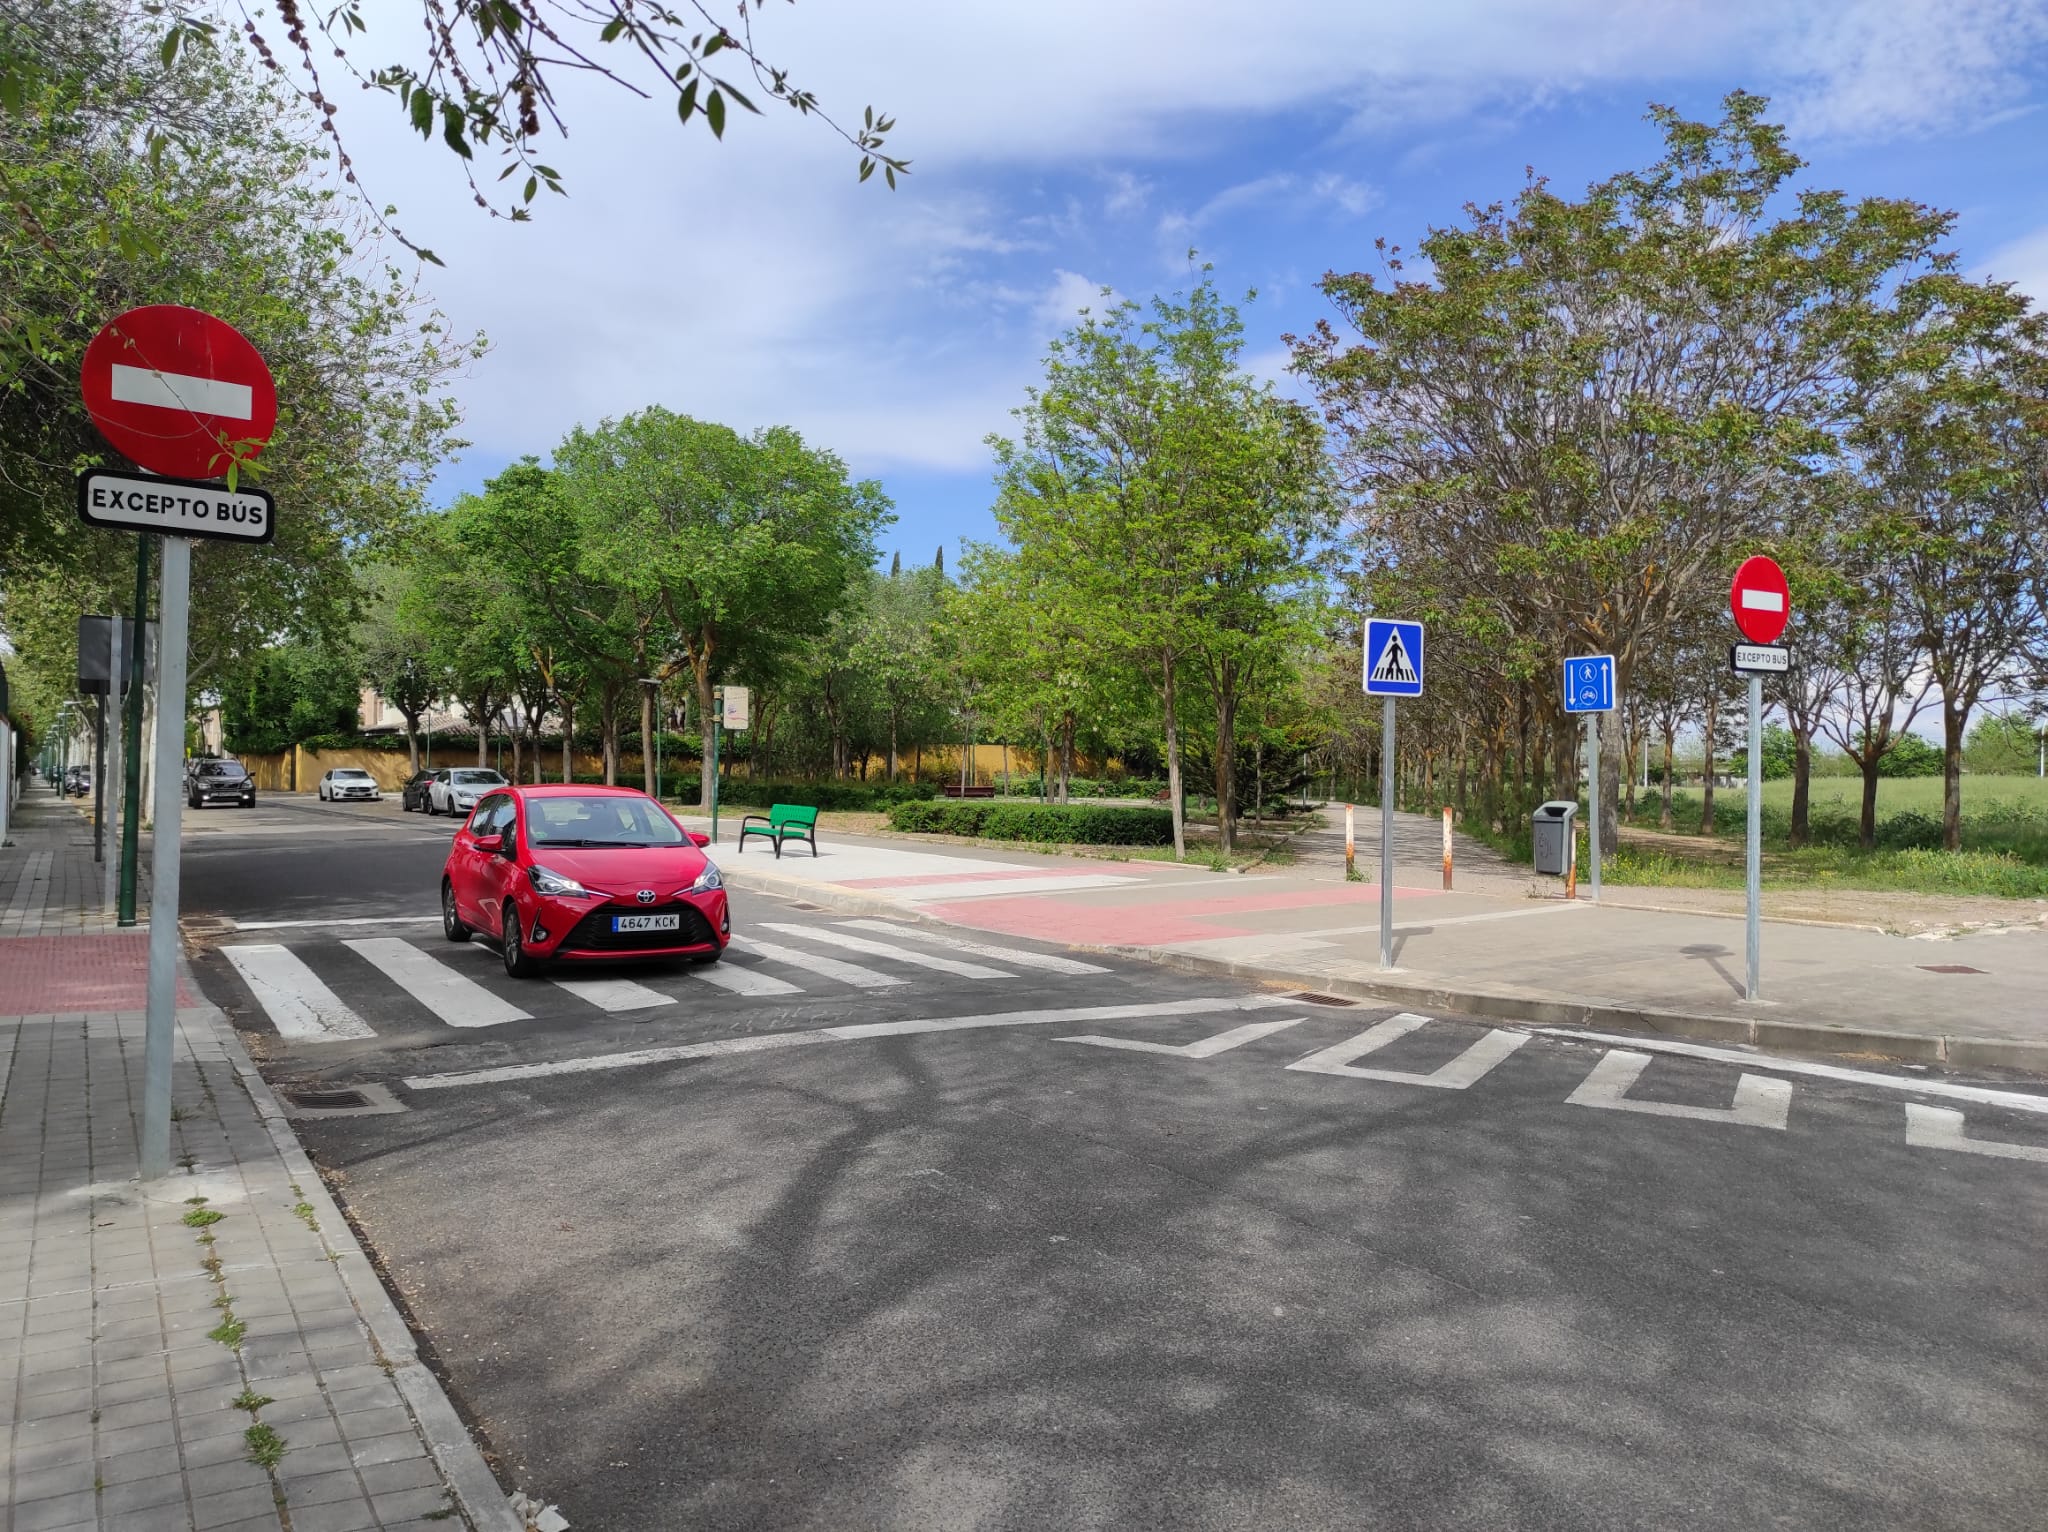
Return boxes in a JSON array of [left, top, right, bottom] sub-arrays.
[[524, 888, 731, 961]]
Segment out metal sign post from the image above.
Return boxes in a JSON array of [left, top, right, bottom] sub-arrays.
[[1729, 556, 1792, 1006], [708, 687, 723, 845], [139, 536, 191, 1181], [1363, 618, 1425, 973], [1563, 655, 1616, 904]]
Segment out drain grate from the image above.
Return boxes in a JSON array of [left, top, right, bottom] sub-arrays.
[[1917, 964, 1986, 975], [285, 1088, 369, 1110], [1296, 993, 1357, 1007]]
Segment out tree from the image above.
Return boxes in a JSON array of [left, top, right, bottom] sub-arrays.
[[555, 409, 891, 808], [356, 563, 444, 771], [0, 0, 906, 264], [989, 273, 1333, 856], [1291, 92, 1957, 860]]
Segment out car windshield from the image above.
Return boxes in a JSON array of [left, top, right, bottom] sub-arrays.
[[334, 770, 373, 780], [525, 795, 686, 848], [452, 770, 504, 785], [199, 763, 242, 778]]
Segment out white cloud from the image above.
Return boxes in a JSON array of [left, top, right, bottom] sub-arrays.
[[1035, 270, 1115, 334], [1979, 226, 2048, 311]]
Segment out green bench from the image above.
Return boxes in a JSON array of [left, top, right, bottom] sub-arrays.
[[738, 803, 820, 858]]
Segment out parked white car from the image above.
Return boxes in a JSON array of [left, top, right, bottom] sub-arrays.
[[317, 768, 383, 803], [430, 767, 508, 818]]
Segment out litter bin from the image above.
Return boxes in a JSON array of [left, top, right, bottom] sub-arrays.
[[1532, 800, 1578, 876]]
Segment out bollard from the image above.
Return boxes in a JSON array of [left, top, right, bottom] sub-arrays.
[[1442, 805, 1453, 890], [1344, 803, 1356, 880]]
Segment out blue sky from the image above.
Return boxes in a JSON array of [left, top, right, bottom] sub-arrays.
[[347, 1, 2048, 568]]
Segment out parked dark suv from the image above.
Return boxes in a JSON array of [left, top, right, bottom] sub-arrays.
[[187, 757, 257, 809], [400, 768, 443, 814]]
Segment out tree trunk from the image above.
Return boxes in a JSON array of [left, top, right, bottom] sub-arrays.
[[1060, 712, 1076, 805], [1162, 651, 1186, 861], [1789, 729, 1813, 849], [403, 720, 420, 775], [1858, 754, 1881, 850], [561, 697, 574, 785], [1942, 702, 1966, 852], [1598, 714, 1622, 858], [640, 685, 656, 798], [888, 709, 899, 781], [1212, 665, 1238, 853], [912, 742, 921, 783], [1659, 725, 1676, 833], [1699, 691, 1718, 835]]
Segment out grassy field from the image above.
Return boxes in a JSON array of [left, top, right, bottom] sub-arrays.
[[1610, 774, 2048, 898]]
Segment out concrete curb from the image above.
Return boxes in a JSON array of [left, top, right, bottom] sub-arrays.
[[718, 863, 2048, 1076], [187, 970, 524, 1532]]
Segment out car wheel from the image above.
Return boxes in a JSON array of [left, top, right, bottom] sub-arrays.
[[689, 946, 723, 965], [501, 903, 541, 977], [441, 880, 472, 943]]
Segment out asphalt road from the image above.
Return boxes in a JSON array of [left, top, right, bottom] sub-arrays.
[[182, 801, 2048, 1531]]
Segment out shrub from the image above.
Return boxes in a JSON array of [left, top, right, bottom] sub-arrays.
[[716, 779, 937, 811], [888, 800, 1173, 845]]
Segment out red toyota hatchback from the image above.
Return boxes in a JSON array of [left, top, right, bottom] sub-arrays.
[[440, 784, 730, 977]]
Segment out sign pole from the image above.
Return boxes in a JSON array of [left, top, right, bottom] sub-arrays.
[[1379, 696, 1395, 972], [1745, 674, 1762, 1002], [709, 688, 722, 845], [1587, 712, 1601, 903], [119, 539, 150, 926], [103, 620, 123, 913], [140, 535, 191, 1182]]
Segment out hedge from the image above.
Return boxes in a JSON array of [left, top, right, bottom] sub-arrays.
[[888, 800, 1173, 845]]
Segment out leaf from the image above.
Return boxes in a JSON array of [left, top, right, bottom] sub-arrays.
[[441, 102, 471, 158], [676, 77, 698, 122], [160, 26, 181, 67], [410, 87, 433, 137], [705, 90, 725, 138], [600, 14, 626, 42], [523, 175, 537, 203]]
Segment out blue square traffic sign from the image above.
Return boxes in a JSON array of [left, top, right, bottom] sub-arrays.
[[1563, 654, 1615, 713], [1364, 619, 1425, 697]]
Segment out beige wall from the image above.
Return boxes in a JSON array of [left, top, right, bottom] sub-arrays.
[[237, 746, 650, 794]]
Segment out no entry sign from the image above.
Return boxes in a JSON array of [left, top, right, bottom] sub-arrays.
[[1730, 555, 1791, 645], [80, 306, 278, 481]]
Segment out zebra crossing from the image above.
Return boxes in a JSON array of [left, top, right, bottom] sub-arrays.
[[214, 916, 1109, 1044]]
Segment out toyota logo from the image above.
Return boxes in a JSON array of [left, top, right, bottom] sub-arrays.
[[636, 889, 656, 904]]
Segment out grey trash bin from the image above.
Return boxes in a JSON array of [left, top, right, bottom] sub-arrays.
[[1532, 800, 1578, 876]]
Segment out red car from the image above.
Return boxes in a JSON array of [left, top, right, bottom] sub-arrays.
[[440, 784, 729, 977]]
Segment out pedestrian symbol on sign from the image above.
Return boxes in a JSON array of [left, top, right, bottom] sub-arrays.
[[1363, 619, 1425, 697]]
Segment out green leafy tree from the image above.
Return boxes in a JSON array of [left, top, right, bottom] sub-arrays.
[[555, 409, 892, 807]]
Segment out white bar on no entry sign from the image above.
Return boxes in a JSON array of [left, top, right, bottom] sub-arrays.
[[110, 363, 254, 420], [1739, 588, 1785, 612]]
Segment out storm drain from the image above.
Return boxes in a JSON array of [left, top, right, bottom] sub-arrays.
[[280, 1082, 406, 1118], [1917, 964, 1986, 975], [1295, 993, 1358, 1007]]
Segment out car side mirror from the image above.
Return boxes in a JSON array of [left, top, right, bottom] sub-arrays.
[[472, 833, 502, 853], [498, 831, 518, 859], [686, 831, 710, 848]]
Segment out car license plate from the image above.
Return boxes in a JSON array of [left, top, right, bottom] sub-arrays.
[[612, 914, 679, 933]]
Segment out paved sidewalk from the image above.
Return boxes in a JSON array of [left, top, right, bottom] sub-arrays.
[[3, 785, 521, 1532], [701, 814, 2048, 1073]]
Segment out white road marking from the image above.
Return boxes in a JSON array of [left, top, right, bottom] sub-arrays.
[[1904, 1105, 2048, 1163], [549, 976, 675, 1013], [401, 994, 1289, 1090], [109, 362, 253, 419], [758, 922, 1012, 980], [838, 919, 1109, 974], [342, 937, 530, 1028], [1528, 1027, 2048, 1116], [685, 961, 803, 997], [221, 945, 375, 1041], [1566, 1050, 1790, 1129], [1287, 1013, 1529, 1089], [726, 934, 903, 989], [1057, 1017, 1304, 1058], [231, 916, 440, 931]]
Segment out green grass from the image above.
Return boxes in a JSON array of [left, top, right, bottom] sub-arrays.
[[244, 1422, 287, 1470]]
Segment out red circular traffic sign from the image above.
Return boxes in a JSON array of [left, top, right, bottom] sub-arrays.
[[80, 306, 277, 481], [1730, 555, 1791, 644]]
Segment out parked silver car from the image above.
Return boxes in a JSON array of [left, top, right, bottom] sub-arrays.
[[429, 767, 507, 817]]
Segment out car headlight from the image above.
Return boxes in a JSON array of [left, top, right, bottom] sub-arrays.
[[688, 863, 723, 894], [528, 865, 599, 898]]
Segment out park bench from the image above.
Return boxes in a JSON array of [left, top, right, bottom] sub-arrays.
[[738, 803, 820, 858], [939, 784, 997, 799]]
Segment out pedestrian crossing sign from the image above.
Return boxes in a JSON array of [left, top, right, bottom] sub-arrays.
[[1363, 619, 1425, 697]]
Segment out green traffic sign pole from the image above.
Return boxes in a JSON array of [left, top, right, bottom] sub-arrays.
[[709, 689, 721, 845], [117, 536, 151, 926]]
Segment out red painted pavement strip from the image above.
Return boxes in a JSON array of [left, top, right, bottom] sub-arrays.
[[838, 869, 1138, 889], [0, 934, 194, 1016], [924, 883, 1442, 947]]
